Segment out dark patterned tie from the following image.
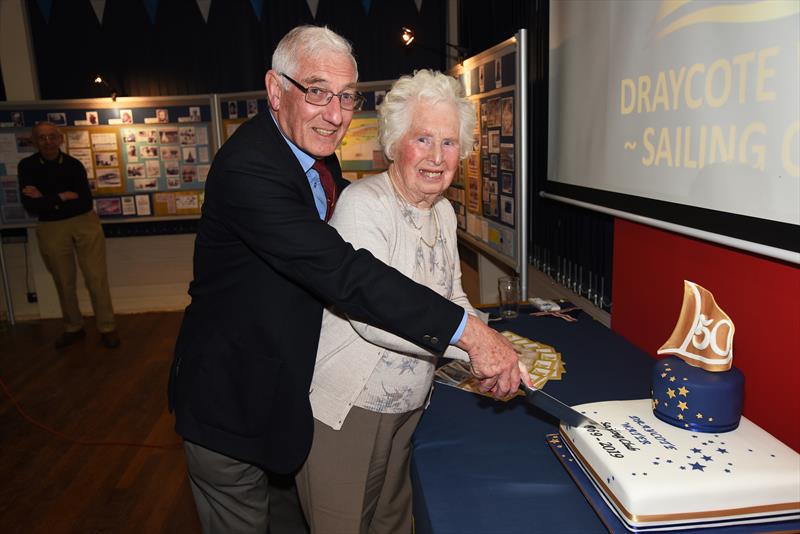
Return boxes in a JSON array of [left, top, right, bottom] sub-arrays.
[[312, 159, 337, 222]]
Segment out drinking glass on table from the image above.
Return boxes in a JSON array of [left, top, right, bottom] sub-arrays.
[[498, 276, 521, 319]]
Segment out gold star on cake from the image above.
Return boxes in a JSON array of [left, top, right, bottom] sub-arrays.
[[696, 413, 704, 419], [669, 376, 676, 382], [677, 401, 688, 411], [678, 386, 689, 396], [652, 399, 658, 409], [667, 388, 676, 399], [661, 372, 667, 378], [708, 417, 714, 422], [665, 368, 672, 371], [678, 413, 684, 420]]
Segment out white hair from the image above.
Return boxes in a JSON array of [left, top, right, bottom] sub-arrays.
[[378, 69, 475, 161], [271, 25, 358, 89]]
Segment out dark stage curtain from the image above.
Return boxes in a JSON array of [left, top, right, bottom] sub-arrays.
[[26, 0, 447, 97]]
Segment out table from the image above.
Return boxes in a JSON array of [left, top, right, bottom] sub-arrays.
[[410, 310, 657, 534]]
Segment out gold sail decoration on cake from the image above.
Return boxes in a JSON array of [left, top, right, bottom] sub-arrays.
[[657, 281, 734, 371]]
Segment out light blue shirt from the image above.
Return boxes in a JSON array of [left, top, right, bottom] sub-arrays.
[[270, 111, 328, 220], [270, 112, 467, 345]]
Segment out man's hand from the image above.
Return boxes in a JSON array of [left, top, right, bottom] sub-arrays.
[[58, 191, 79, 201], [22, 185, 43, 198], [456, 314, 532, 399]]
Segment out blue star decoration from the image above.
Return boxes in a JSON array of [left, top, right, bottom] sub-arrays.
[[725, 468, 731, 473], [691, 447, 702, 454], [690, 462, 706, 471], [702, 455, 712, 462], [717, 448, 728, 454], [680, 466, 686, 470]]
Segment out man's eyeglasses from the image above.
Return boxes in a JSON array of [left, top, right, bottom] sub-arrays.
[[281, 73, 365, 111], [36, 134, 61, 142]]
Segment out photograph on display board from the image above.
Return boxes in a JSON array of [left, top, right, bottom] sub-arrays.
[[161, 146, 180, 160], [127, 163, 145, 178], [156, 109, 169, 123], [501, 195, 514, 226], [122, 196, 136, 215], [47, 112, 67, 126], [120, 110, 133, 124], [502, 172, 513, 194], [189, 107, 201, 122], [145, 159, 161, 177], [126, 143, 137, 160], [500, 143, 514, 171], [501, 97, 513, 136], [141, 145, 159, 158], [95, 197, 122, 216], [247, 99, 258, 118], [97, 170, 121, 188], [135, 194, 151, 215], [160, 128, 179, 144], [486, 98, 500, 128], [179, 127, 196, 145], [134, 178, 158, 191], [488, 130, 500, 153], [66, 130, 90, 147]]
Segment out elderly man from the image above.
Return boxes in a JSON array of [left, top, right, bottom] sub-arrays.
[[18, 122, 119, 349], [168, 25, 526, 533]]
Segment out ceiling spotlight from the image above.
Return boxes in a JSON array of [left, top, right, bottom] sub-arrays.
[[93, 74, 118, 101], [402, 27, 415, 46]]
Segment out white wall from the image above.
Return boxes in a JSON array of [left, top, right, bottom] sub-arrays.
[[1, 232, 195, 322]]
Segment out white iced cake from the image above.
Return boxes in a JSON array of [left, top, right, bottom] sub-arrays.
[[559, 399, 800, 531]]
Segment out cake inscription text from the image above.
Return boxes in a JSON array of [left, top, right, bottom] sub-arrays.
[[628, 415, 679, 450]]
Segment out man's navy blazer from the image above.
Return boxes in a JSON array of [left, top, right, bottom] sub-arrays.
[[168, 111, 463, 473]]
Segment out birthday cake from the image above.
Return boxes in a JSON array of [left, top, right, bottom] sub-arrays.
[[556, 282, 800, 530], [559, 399, 800, 531]]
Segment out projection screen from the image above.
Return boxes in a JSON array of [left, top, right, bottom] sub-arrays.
[[546, 0, 799, 260]]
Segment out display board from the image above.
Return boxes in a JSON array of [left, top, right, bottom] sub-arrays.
[[0, 95, 215, 224], [448, 31, 529, 285]]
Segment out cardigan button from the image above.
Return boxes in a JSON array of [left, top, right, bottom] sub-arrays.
[[430, 336, 439, 345]]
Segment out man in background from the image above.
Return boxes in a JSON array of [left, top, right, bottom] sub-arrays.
[[18, 122, 120, 349], [169, 25, 525, 533]]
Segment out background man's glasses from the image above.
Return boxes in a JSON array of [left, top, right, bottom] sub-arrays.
[[36, 134, 61, 142], [281, 73, 365, 111]]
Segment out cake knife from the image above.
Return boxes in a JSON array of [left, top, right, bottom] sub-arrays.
[[520, 382, 602, 429]]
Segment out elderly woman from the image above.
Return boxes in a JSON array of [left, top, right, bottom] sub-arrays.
[[295, 69, 477, 534]]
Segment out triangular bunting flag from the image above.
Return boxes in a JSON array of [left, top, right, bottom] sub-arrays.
[[249, 0, 263, 21], [361, 0, 371, 14], [196, 0, 211, 22], [35, 0, 54, 23], [414, 0, 423, 13], [89, 0, 106, 24], [142, 0, 159, 24], [306, 0, 319, 19]]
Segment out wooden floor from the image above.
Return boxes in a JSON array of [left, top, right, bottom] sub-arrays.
[[0, 312, 201, 533]]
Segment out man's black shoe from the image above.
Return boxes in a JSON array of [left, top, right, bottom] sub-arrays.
[[54, 329, 86, 349], [100, 331, 121, 349]]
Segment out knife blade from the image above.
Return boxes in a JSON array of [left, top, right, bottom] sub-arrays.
[[520, 382, 602, 429]]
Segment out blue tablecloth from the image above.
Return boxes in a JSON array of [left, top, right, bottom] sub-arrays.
[[411, 311, 654, 534]]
